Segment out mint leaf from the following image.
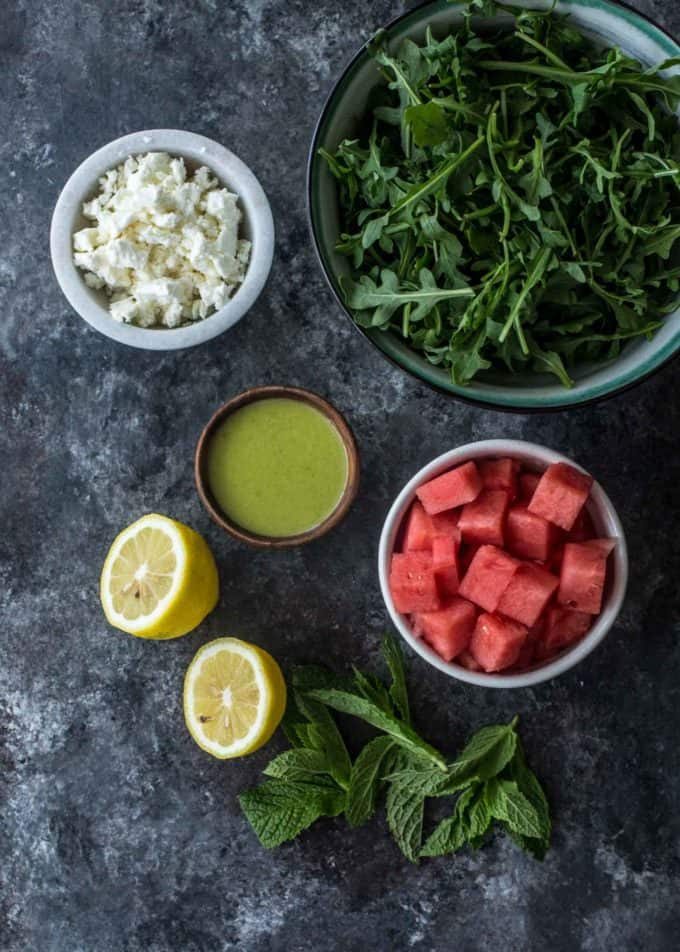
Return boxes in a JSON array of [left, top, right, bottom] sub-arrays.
[[485, 778, 545, 840], [305, 688, 447, 771], [382, 634, 410, 725], [294, 691, 352, 790], [385, 757, 433, 863], [239, 781, 346, 849], [346, 735, 396, 827], [502, 740, 551, 846], [466, 788, 493, 840], [352, 668, 394, 715], [263, 748, 334, 783], [447, 719, 518, 782], [421, 786, 477, 857]]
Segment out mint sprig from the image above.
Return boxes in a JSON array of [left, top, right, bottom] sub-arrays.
[[239, 636, 551, 862]]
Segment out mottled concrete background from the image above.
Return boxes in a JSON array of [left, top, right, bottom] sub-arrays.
[[2, 1, 680, 950]]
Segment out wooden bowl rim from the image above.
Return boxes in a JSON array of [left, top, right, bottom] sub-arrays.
[[194, 385, 360, 548]]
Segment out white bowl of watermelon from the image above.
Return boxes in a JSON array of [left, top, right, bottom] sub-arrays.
[[378, 440, 628, 689]]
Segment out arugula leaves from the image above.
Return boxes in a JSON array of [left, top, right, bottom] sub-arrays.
[[239, 637, 551, 863], [322, 0, 680, 386]]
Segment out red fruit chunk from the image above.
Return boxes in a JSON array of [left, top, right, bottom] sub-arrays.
[[584, 538, 617, 557], [469, 613, 528, 672], [410, 614, 425, 638], [497, 563, 559, 628], [458, 545, 520, 612], [416, 597, 478, 662], [540, 606, 592, 656], [459, 542, 481, 574], [416, 461, 482, 515], [557, 542, 608, 614], [479, 458, 519, 498], [527, 618, 546, 643], [459, 489, 510, 547], [514, 639, 536, 670], [528, 462, 593, 531], [518, 471, 541, 502], [432, 533, 461, 596], [389, 552, 440, 614], [431, 509, 460, 537], [402, 501, 434, 552], [568, 508, 596, 543], [456, 649, 482, 672], [505, 505, 561, 562]]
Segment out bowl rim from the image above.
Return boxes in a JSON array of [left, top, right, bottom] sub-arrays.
[[194, 385, 360, 548], [50, 128, 275, 351], [306, 0, 680, 412], [378, 439, 629, 688]]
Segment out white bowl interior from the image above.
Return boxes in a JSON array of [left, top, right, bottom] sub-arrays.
[[310, 0, 680, 407], [51, 129, 274, 350], [378, 440, 629, 688]]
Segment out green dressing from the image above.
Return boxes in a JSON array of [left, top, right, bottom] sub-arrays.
[[206, 398, 349, 537]]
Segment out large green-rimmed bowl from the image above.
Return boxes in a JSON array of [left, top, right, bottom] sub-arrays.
[[308, 0, 680, 411]]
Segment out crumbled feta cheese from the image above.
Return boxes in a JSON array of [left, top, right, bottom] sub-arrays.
[[72, 152, 251, 328]]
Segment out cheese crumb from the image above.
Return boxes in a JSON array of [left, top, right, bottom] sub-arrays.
[[73, 152, 251, 328]]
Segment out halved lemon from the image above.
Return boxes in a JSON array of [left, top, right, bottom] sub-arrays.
[[183, 638, 286, 759], [100, 513, 219, 639]]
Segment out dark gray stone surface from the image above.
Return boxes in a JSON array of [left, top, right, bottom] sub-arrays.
[[2, 1, 680, 949]]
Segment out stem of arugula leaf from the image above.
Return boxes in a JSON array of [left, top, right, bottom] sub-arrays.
[[498, 247, 553, 350], [514, 30, 573, 71], [402, 301, 412, 338], [388, 135, 485, 218], [463, 204, 498, 221]]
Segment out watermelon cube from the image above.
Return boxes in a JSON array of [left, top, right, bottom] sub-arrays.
[[401, 501, 434, 552], [514, 639, 536, 670], [557, 542, 608, 614], [528, 462, 593, 531], [540, 606, 592, 655], [389, 552, 440, 614], [496, 563, 559, 627], [456, 649, 482, 672], [568, 508, 596, 543], [505, 505, 561, 562], [459, 542, 481, 574], [458, 489, 510, 547], [416, 462, 482, 515], [518, 471, 541, 502], [584, 538, 617, 557], [415, 597, 478, 662], [479, 458, 519, 498], [469, 612, 528, 672], [527, 618, 546, 643], [432, 533, 461, 596], [431, 509, 460, 537], [458, 545, 520, 612]]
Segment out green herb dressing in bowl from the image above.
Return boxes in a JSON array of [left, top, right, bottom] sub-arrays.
[[205, 398, 349, 538]]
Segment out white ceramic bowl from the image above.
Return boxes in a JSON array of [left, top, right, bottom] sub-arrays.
[[50, 129, 275, 350], [378, 440, 629, 688]]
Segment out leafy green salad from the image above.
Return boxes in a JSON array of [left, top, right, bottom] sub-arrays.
[[321, 0, 680, 387]]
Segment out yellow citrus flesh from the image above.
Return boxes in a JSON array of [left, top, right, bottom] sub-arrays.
[[183, 638, 286, 759], [100, 514, 219, 639]]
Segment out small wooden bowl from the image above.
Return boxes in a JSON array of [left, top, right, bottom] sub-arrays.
[[194, 386, 360, 548]]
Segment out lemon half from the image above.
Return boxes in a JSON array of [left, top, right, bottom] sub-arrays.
[[100, 513, 219, 639], [183, 638, 286, 759]]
